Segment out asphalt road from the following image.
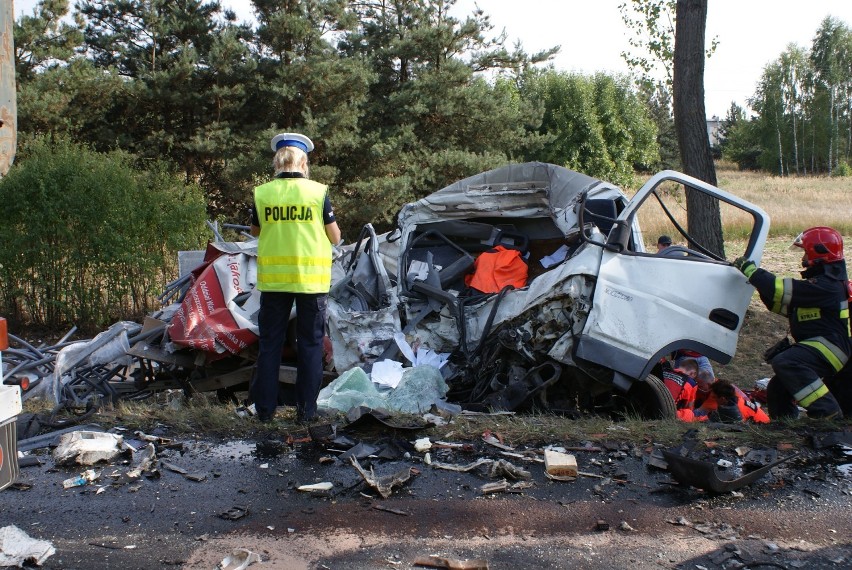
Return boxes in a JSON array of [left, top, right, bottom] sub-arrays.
[[1, 424, 850, 570]]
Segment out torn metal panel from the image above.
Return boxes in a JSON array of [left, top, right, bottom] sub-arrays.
[[327, 300, 401, 373], [350, 456, 413, 499], [328, 223, 403, 372], [661, 449, 799, 493], [397, 162, 631, 240]]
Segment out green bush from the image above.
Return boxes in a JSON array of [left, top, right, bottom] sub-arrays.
[[0, 136, 208, 331], [831, 162, 852, 177]]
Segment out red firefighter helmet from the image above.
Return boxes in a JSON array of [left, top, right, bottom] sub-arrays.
[[791, 226, 844, 266]]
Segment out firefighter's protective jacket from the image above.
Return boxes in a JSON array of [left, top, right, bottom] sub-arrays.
[[747, 264, 851, 373]]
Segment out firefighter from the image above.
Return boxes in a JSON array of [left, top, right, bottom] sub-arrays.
[[734, 227, 850, 419]]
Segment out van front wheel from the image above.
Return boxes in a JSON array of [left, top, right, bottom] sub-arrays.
[[620, 374, 676, 419]]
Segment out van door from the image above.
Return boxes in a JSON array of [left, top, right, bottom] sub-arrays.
[[575, 171, 770, 383]]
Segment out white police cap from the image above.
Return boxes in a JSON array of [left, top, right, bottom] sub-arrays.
[[270, 132, 314, 153]]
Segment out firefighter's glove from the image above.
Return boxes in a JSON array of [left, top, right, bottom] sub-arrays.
[[733, 256, 756, 278]]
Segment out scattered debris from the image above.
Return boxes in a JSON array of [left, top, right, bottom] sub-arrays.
[[646, 448, 668, 470], [160, 461, 207, 482], [742, 449, 778, 469], [53, 431, 125, 466], [161, 461, 188, 475], [218, 506, 249, 521], [217, 547, 262, 570], [481, 431, 514, 451], [338, 442, 381, 461], [183, 472, 209, 482], [17, 424, 104, 453], [810, 431, 852, 449], [413, 554, 489, 570], [307, 423, 336, 444], [350, 456, 414, 499], [62, 468, 100, 489], [372, 504, 409, 516], [662, 449, 799, 493], [430, 458, 493, 473], [344, 407, 431, 431], [0, 525, 56, 567], [487, 459, 531, 481], [17, 455, 42, 468], [480, 480, 509, 495], [297, 482, 334, 492], [125, 443, 157, 480], [544, 450, 577, 481]]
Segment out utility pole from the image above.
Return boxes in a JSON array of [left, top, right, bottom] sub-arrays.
[[0, 0, 17, 177]]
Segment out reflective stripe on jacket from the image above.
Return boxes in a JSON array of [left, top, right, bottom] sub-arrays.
[[748, 267, 851, 371], [254, 177, 332, 293]]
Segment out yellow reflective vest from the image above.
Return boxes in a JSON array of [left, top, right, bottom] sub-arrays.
[[253, 177, 332, 293]]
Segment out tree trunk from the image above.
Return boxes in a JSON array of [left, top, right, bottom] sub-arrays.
[[673, 0, 724, 258], [776, 110, 784, 176], [792, 110, 800, 175], [829, 88, 835, 174]]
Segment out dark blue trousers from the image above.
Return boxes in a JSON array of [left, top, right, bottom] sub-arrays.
[[251, 291, 327, 421], [768, 344, 842, 419]]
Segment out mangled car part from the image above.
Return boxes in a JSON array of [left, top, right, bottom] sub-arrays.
[[662, 448, 799, 493], [328, 162, 769, 418]]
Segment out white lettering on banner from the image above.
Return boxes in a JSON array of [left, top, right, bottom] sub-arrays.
[[228, 258, 243, 292], [191, 286, 201, 316], [199, 281, 215, 314], [215, 322, 249, 351]]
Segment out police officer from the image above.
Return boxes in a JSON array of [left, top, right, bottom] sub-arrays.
[[250, 133, 341, 423], [734, 227, 850, 419]]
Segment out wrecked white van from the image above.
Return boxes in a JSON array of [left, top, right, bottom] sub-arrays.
[[327, 162, 769, 418]]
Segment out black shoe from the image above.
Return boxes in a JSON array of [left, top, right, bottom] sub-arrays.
[[258, 413, 274, 423]]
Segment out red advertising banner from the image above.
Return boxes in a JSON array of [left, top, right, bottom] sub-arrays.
[[168, 245, 259, 356]]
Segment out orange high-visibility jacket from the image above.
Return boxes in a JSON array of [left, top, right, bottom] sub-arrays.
[[694, 385, 770, 423], [465, 245, 528, 293]]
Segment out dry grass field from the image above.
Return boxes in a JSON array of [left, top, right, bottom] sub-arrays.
[[634, 161, 852, 245], [660, 162, 852, 388]]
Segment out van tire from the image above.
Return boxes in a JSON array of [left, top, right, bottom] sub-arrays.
[[621, 374, 677, 419]]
